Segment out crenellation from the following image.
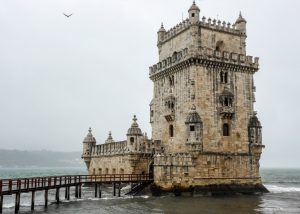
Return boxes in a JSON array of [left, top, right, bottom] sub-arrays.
[[149, 47, 259, 78]]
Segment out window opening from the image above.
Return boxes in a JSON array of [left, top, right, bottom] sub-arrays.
[[190, 126, 195, 131], [223, 123, 230, 136], [169, 125, 174, 137]]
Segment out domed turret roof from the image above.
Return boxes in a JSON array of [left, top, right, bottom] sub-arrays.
[[188, 1, 200, 12], [83, 127, 96, 143], [127, 115, 143, 136], [249, 112, 262, 128], [158, 23, 166, 32], [185, 105, 202, 124], [221, 86, 234, 97], [236, 12, 247, 24]]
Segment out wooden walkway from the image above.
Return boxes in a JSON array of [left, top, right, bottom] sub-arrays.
[[0, 174, 153, 213]]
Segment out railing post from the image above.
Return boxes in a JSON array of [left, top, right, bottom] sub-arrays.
[[9, 180, 12, 193]]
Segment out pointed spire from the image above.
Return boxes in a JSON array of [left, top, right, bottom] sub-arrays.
[[236, 11, 246, 24], [107, 131, 112, 140], [191, 104, 196, 111], [188, 0, 200, 12], [133, 115, 137, 122], [105, 131, 114, 143], [83, 127, 96, 143], [127, 115, 143, 136]]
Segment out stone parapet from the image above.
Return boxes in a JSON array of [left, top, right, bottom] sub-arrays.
[[149, 47, 259, 79], [90, 140, 153, 157], [199, 17, 241, 35], [159, 16, 242, 46]]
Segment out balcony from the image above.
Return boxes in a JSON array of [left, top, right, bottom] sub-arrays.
[[164, 109, 175, 122], [219, 106, 234, 119]]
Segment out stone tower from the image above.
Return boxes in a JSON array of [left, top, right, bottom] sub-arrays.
[[149, 1, 266, 191]]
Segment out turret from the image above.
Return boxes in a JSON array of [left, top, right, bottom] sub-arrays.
[[188, 1, 200, 24], [82, 127, 96, 169], [248, 112, 264, 156], [157, 23, 166, 45], [235, 12, 247, 35], [105, 131, 114, 144], [127, 115, 143, 152], [185, 105, 203, 152], [248, 112, 262, 145]]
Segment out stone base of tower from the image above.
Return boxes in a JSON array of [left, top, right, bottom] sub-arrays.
[[152, 152, 268, 195], [150, 180, 268, 196]]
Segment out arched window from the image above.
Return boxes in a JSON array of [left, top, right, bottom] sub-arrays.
[[220, 72, 224, 83], [223, 123, 230, 136], [171, 102, 174, 109], [105, 168, 109, 174], [224, 72, 228, 83], [169, 75, 175, 86], [130, 137, 134, 144], [220, 71, 228, 83], [224, 97, 229, 106], [169, 125, 174, 137]]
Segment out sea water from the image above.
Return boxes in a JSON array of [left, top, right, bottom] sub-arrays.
[[0, 167, 300, 213]]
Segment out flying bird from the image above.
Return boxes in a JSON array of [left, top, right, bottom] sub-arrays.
[[63, 13, 73, 18]]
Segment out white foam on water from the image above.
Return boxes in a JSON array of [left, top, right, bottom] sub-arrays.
[[265, 184, 300, 193], [3, 203, 15, 208]]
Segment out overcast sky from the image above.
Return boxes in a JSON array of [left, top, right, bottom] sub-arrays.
[[0, 0, 299, 168]]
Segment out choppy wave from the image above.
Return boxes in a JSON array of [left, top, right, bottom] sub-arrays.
[[2, 194, 150, 209], [265, 184, 300, 193]]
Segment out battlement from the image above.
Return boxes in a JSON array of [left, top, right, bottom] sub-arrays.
[[159, 18, 191, 44], [199, 16, 240, 35], [149, 47, 259, 78], [159, 16, 243, 46]]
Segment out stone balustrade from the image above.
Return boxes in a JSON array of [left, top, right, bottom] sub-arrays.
[[154, 153, 194, 167], [91, 140, 154, 157]]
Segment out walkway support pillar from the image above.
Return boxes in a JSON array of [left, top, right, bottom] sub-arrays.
[[31, 191, 35, 211]]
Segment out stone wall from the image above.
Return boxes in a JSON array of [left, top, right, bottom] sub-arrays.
[[154, 152, 262, 190], [89, 153, 153, 175]]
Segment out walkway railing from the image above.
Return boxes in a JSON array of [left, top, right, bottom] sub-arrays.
[[0, 174, 153, 213]]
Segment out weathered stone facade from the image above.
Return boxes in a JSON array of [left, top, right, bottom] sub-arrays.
[[82, 1, 266, 193]]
